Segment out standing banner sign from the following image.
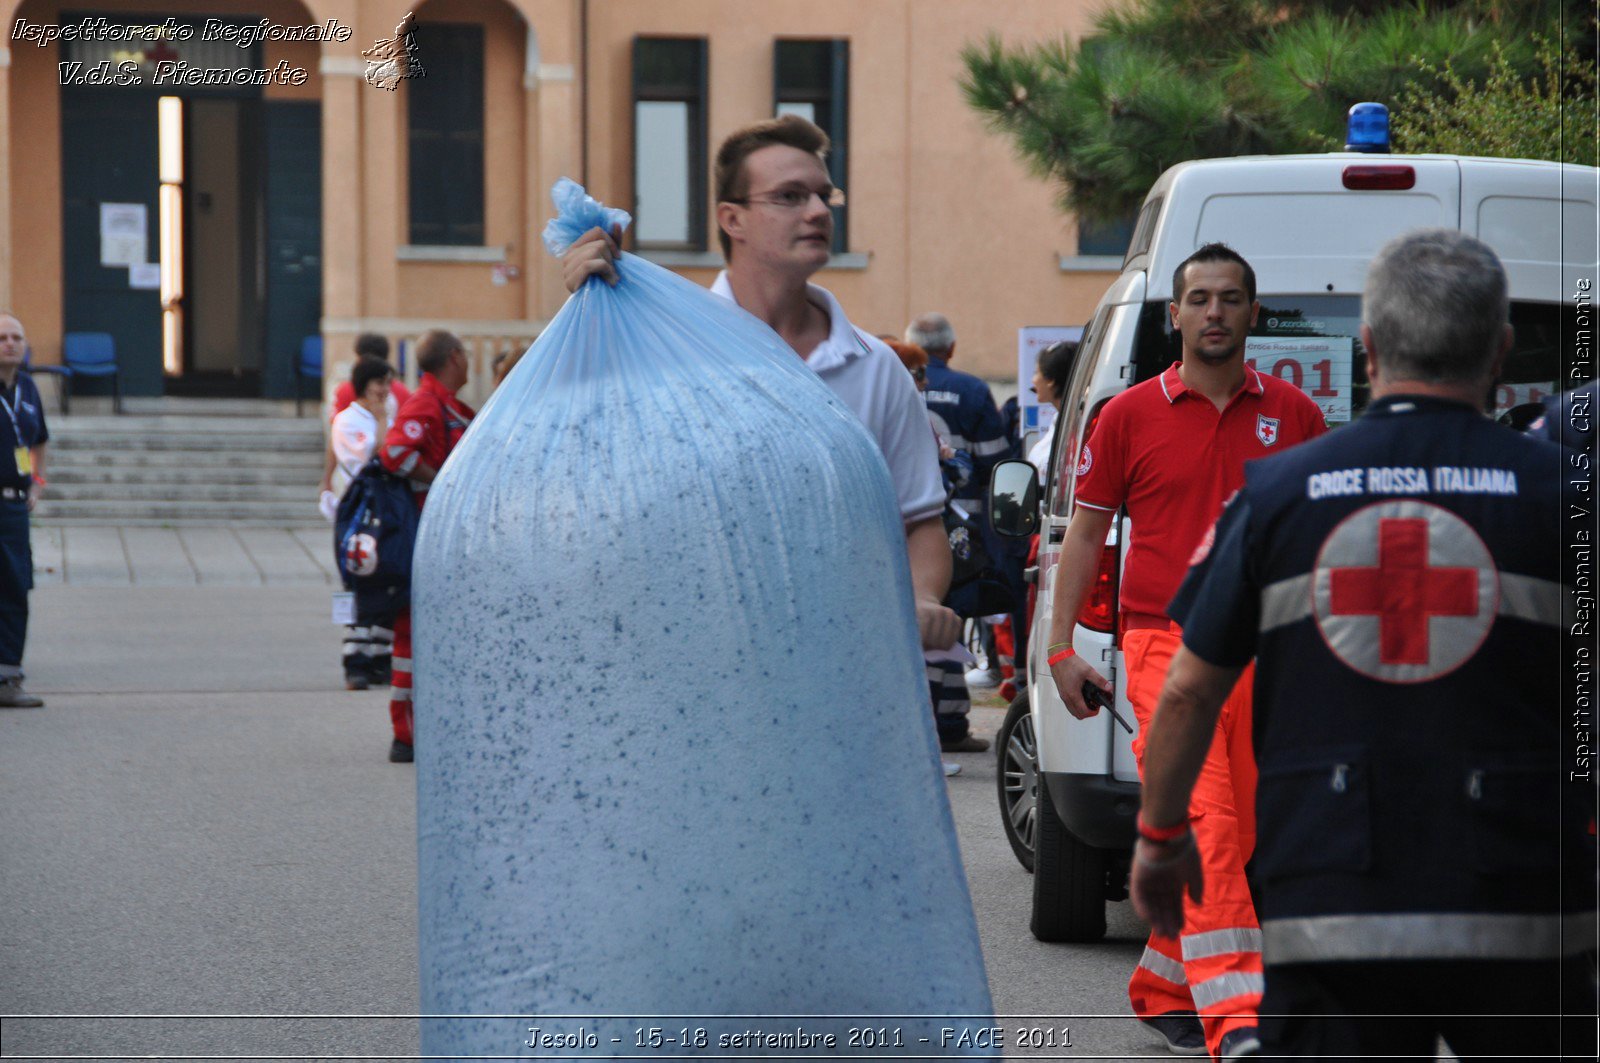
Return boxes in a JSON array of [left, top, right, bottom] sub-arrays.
[[1017, 325, 1082, 451]]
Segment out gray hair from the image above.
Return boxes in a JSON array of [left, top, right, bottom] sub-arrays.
[[905, 313, 955, 356], [1363, 229, 1508, 383]]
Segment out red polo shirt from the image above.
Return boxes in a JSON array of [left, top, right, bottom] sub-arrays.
[[1074, 362, 1326, 621]]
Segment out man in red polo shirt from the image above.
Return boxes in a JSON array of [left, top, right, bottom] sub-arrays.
[[378, 329, 475, 763], [1047, 244, 1325, 1059]]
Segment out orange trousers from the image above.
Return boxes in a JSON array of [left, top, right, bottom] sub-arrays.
[[388, 608, 413, 746], [1124, 627, 1261, 1057], [993, 618, 1018, 701]]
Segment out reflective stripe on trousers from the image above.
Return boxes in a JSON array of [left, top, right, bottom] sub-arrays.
[[1123, 628, 1262, 1056], [1137, 944, 1187, 986]]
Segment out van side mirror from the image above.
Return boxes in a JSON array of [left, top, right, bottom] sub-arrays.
[[988, 460, 1039, 538], [1499, 400, 1546, 432]]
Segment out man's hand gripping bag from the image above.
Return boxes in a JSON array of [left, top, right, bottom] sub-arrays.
[[412, 181, 993, 1057]]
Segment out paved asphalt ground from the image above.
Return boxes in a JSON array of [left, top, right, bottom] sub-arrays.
[[2, 561, 1165, 1060]]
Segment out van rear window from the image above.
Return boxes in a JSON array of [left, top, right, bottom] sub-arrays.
[[1132, 296, 1570, 426]]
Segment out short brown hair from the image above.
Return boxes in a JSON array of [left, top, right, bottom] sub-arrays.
[[881, 338, 928, 373], [714, 115, 830, 259], [416, 329, 463, 376], [354, 332, 390, 361], [350, 356, 393, 397]]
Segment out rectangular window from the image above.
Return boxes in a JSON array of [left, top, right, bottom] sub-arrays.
[[407, 24, 485, 246], [774, 39, 848, 253], [633, 37, 707, 250], [1078, 212, 1136, 257]]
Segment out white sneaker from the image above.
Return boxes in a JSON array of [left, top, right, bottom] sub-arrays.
[[942, 761, 962, 777], [965, 668, 999, 689]]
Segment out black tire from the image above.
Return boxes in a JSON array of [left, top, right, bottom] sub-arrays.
[[996, 691, 1037, 872], [1030, 764, 1109, 943]]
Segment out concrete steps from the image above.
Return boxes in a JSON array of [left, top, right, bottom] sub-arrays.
[[37, 409, 328, 527], [39, 499, 326, 523]]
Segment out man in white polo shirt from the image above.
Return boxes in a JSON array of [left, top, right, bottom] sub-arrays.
[[563, 115, 958, 654]]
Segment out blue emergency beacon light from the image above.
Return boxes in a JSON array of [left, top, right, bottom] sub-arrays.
[[1345, 102, 1391, 153]]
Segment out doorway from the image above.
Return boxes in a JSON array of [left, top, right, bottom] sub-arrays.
[[172, 96, 263, 397], [61, 85, 321, 400]]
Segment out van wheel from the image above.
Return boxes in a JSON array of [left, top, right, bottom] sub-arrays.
[[1030, 766, 1108, 943], [997, 692, 1037, 872]]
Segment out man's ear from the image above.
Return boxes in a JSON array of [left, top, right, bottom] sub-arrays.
[[715, 202, 742, 250], [1248, 300, 1261, 329], [1488, 323, 1513, 381], [1169, 301, 1180, 331], [1360, 324, 1379, 388]]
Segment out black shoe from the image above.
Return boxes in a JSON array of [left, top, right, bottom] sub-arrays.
[[1218, 1026, 1260, 1058], [940, 733, 991, 753], [388, 739, 413, 763], [1139, 1011, 1206, 1056], [0, 678, 44, 708], [345, 672, 370, 691]]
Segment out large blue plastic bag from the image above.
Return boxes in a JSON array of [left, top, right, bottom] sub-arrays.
[[412, 180, 993, 1058]]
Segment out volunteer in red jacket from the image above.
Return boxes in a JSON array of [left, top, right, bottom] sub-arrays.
[[1046, 244, 1326, 1059], [378, 329, 475, 763]]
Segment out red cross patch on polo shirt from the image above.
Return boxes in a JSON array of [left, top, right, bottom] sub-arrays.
[[1312, 500, 1498, 683]]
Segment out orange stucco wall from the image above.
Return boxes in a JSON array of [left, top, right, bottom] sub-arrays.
[[4, 0, 1112, 387]]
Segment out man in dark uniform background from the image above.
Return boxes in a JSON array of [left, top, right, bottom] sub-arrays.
[[1132, 229, 1595, 1058], [905, 312, 1016, 733], [0, 313, 47, 708]]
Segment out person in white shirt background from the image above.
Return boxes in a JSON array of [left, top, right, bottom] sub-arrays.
[[330, 358, 393, 495], [327, 356, 395, 690], [1026, 339, 1078, 485]]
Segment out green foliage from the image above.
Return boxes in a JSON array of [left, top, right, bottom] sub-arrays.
[[1390, 36, 1597, 165], [961, 0, 1586, 224]]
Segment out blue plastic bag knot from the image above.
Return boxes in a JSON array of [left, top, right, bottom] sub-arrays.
[[541, 178, 631, 257]]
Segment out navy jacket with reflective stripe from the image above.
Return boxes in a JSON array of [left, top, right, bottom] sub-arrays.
[[922, 357, 1007, 501], [1171, 395, 1592, 955]]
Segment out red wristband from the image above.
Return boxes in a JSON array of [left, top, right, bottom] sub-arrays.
[[1046, 646, 1075, 666], [1136, 815, 1191, 843]]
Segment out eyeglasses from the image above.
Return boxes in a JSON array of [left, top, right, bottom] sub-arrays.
[[911, 367, 927, 381], [725, 185, 847, 211]]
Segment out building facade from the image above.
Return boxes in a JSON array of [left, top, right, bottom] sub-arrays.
[[4, 0, 1117, 410]]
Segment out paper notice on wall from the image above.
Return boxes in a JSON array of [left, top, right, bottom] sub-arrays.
[[1244, 335, 1354, 423], [128, 263, 160, 290], [100, 203, 147, 267]]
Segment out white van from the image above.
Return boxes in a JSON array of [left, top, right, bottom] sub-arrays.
[[992, 150, 1598, 942]]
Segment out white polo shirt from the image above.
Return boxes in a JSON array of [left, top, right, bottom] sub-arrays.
[[711, 272, 944, 525]]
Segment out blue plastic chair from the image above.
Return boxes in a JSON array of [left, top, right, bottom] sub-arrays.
[[296, 335, 323, 416], [62, 332, 121, 414], [23, 346, 71, 415]]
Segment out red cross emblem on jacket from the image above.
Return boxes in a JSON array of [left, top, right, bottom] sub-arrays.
[[1312, 500, 1497, 683]]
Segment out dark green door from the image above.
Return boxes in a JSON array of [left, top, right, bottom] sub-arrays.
[[61, 91, 162, 397], [262, 101, 322, 400]]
